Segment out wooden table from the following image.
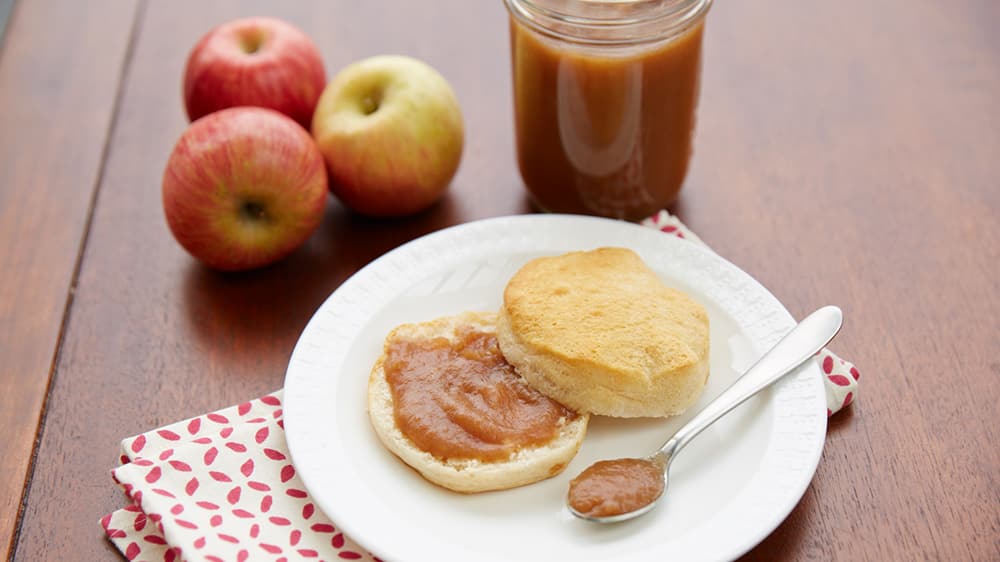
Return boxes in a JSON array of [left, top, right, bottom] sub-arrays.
[[2, 0, 998, 560]]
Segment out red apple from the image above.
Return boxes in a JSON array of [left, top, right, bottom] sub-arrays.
[[162, 107, 328, 271], [183, 17, 326, 128], [311, 55, 464, 217]]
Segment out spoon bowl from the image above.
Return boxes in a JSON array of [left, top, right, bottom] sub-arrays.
[[567, 306, 843, 523]]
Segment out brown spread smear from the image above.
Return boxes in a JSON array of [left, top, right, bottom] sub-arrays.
[[383, 326, 576, 462], [568, 458, 664, 518]]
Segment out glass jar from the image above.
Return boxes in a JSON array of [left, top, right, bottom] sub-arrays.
[[504, 0, 713, 220]]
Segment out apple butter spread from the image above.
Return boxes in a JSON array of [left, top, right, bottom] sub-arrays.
[[568, 458, 664, 518], [506, 0, 711, 220], [383, 325, 577, 462]]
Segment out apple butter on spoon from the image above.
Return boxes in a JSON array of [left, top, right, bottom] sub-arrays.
[[568, 457, 665, 520], [568, 306, 844, 523]]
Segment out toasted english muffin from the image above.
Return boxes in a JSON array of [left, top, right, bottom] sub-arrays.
[[368, 311, 589, 493], [496, 247, 710, 418]]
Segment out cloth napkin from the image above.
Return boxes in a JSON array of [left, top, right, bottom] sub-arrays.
[[101, 212, 859, 561]]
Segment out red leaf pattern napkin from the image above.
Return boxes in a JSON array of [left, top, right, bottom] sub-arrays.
[[102, 211, 859, 561], [102, 392, 375, 562]]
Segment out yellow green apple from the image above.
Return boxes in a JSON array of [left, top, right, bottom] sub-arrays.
[[311, 55, 464, 217]]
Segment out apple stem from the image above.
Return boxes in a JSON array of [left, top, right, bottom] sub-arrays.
[[361, 93, 381, 115], [239, 31, 266, 55]]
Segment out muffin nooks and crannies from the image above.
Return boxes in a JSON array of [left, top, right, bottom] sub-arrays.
[[368, 311, 589, 493], [496, 247, 710, 418]]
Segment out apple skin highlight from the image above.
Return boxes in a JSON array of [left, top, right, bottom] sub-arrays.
[[183, 17, 327, 129], [162, 107, 328, 271], [311, 55, 465, 217]]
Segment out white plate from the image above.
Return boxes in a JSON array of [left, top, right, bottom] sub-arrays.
[[284, 215, 826, 562]]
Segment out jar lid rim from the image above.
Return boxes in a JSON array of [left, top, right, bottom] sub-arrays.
[[505, 0, 712, 45]]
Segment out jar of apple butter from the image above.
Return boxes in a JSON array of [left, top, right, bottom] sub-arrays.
[[504, 0, 712, 220]]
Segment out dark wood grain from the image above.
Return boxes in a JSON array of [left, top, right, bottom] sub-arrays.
[[0, 0, 137, 557], [690, 2, 1000, 559], [9, 1, 527, 560], [7, 0, 1000, 560]]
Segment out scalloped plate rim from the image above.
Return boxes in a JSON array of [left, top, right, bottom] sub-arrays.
[[283, 214, 827, 562]]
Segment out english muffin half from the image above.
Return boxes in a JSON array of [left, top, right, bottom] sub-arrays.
[[497, 248, 710, 418], [368, 311, 589, 493]]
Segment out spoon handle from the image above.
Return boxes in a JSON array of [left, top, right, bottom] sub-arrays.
[[656, 306, 843, 463]]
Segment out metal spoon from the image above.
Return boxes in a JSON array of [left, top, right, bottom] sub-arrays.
[[567, 305, 843, 523]]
